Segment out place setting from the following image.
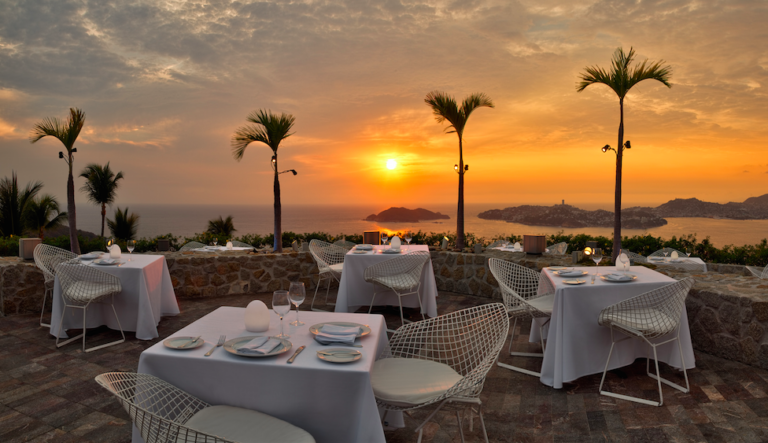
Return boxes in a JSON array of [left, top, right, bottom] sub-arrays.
[[353, 244, 373, 254], [310, 322, 369, 363]]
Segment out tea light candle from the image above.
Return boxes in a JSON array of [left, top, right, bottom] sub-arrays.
[[244, 300, 270, 332], [109, 244, 122, 259]]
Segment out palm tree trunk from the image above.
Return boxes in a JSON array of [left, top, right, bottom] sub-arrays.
[[613, 98, 624, 263], [273, 161, 282, 253], [100, 203, 106, 238], [456, 136, 465, 250], [67, 157, 81, 254]]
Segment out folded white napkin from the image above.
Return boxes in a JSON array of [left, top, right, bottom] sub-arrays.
[[356, 244, 373, 250], [382, 249, 401, 254], [558, 270, 584, 277], [98, 258, 117, 264], [314, 324, 359, 345], [604, 273, 632, 281], [237, 336, 281, 355]]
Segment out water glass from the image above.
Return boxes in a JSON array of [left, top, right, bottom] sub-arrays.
[[381, 232, 388, 246], [405, 231, 412, 251], [592, 248, 603, 279], [127, 240, 135, 261], [618, 249, 630, 274], [289, 282, 306, 326], [213, 238, 218, 247], [272, 290, 291, 338]]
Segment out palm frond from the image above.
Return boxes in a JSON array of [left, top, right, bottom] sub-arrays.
[[425, 91, 461, 132], [231, 109, 295, 161], [577, 47, 671, 97], [29, 108, 86, 150], [24, 194, 66, 238], [107, 207, 140, 241], [79, 162, 124, 206], [0, 172, 43, 236], [461, 93, 495, 121], [207, 215, 236, 236]]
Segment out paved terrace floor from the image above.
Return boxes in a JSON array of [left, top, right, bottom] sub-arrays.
[[2, 292, 768, 443]]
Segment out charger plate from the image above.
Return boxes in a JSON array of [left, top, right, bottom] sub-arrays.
[[309, 322, 371, 338], [600, 274, 637, 283], [317, 349, 362, 363], [164, 336, 204, 350], [224, 336, 292, 358]]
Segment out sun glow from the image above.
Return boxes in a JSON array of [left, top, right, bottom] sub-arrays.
[[386, 159, 397, 170]]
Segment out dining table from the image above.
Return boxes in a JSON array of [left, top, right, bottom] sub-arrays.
[[647, 256, 708, 273], [50, 254, 179, 340], [334, 245, 439, 317], [533, 265, 695, 389], [135, 308, 392, 443]]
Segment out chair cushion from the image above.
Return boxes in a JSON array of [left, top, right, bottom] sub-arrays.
[[527, 293, 554, 315], [329, 263, 343, 273], [65, 281, 121, 303], [372, 275, 419, 292], [601, 308, 676, 336], [371, 358, 463, 407], [182, 405, 315, 443]]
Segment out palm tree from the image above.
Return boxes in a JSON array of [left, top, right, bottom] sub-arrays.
[[29, 108, 86, 254], [107, 207, 140, 241], [207, 215, 236, 237], [577, 47, 672, 262], [24, 195, 67, 239], [0, 172, 43, 236], [424, 91, 494, 250], [232, 109, 296, 253], [79, 162, 124, 238]]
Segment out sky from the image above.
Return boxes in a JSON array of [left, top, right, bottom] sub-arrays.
[[1, 0, 767, 210]]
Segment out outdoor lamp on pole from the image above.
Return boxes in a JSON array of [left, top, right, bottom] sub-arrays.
[[454, 164, 469, 174], [272, 155, 297, 176], [601, 141, 630, 155]]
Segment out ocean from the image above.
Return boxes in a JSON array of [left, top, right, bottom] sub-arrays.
[[72, 203, 768, 247]]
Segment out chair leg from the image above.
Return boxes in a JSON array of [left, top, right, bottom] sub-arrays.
[[56, 305, 84, 348], [497, 315, 543, 377], [84, 300, 125, 353], [477, 405, 489, 443], [40, 286, 51, 328], [311, 275, 327, 311], [455, 410, 465, 443]]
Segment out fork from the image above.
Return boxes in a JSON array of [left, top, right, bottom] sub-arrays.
[[204, 335, 226, 357]]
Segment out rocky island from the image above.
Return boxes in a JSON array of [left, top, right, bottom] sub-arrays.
[[478, 204, 667, 228], [365, 207, 450, 223], [653, 195, 768, 219]]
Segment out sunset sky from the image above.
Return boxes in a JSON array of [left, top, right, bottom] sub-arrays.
[[1, 0, 766, 209]]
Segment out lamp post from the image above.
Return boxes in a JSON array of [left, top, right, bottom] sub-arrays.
[[454, 164, 469, 174]]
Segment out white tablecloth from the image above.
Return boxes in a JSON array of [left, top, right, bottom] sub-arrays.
[[50, 254, 179, 340], [534, 266, 695, 388], [135, 308, 390, 443], [647, 256, 707, 273], [335, 245, 438, 317], [192, 246, 254, 252]]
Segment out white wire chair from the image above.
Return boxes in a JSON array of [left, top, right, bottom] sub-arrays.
[[333, 240, 357, 251], [33, 244, 77, 328], [622, 250, 647, 264], [373, 303, 509, 443], [95, 372, 315, 443], [488, 258, 555, 377], [544, 242, 568, 255], [54, 260, 125, 352], [649, 248, 687, 258], [229, 240, 254, 250], [308, 239, 347, 311], [364, 251, 431, 332], [597, 277, 695, 407], [486, 240, 505, 248], [179, 241, 206, 251], [747, 266, 768, 279]]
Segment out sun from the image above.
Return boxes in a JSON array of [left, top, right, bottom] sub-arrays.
[[386, 159, 397, 170]]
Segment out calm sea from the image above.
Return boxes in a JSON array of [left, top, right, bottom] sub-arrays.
[[73, 203, 768, 247]]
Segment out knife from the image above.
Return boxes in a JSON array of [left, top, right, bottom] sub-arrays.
[[287, 345, 306, 364]]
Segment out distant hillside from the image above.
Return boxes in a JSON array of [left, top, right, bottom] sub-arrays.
[[653, 195, 768, 219], [365, 207, 450, 223], [478, 204, 667, 228]]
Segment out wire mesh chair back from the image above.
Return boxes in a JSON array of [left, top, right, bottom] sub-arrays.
[[179, 241, 205, 251], [95, 372, 234, 443], [545, 242, 568, 255], [55, 260, 122, 307], [380, 303, 509, 405], [622, 250, 647, 264], [598, 277, 695, 339], [333, 240, 357, 251], [309, 240, 346, 275], [747, 266, 768, 279], [487, 240, 504, 248], [649, 248, 686, 258], [33, 244, 77, 284], [488, 258, 553, 318], [364, 251, 430, 291]]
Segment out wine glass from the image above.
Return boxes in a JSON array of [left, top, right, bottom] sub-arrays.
[[592, 248, 603, 280], [618, 249, 630, 274], [289, 282, 305, 326], [127, 240, 135, 261], [405, 231, 412, 251], [272, 290, 291, 338], [381, 232, 388, 247], [213, 238, 218, 247]]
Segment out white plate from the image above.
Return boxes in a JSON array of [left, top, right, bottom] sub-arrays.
[[93, 259, 121, 266], [164, 336, 204, 350], [79, 253, 101, 261], [309, 322, 371, 338], [563, 280, 586, 285], [548, 266, 570, 271], [554, 270, 588, 277], [352, 250, 368, 254], [317, 349, 362, 363], [382, 249, 401, 254], [600, 274, 637, 283], [355, 245, 373, 250], [223, 336, 292, 358]]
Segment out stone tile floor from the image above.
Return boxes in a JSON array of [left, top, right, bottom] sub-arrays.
[[2, 291, 768, 442]]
